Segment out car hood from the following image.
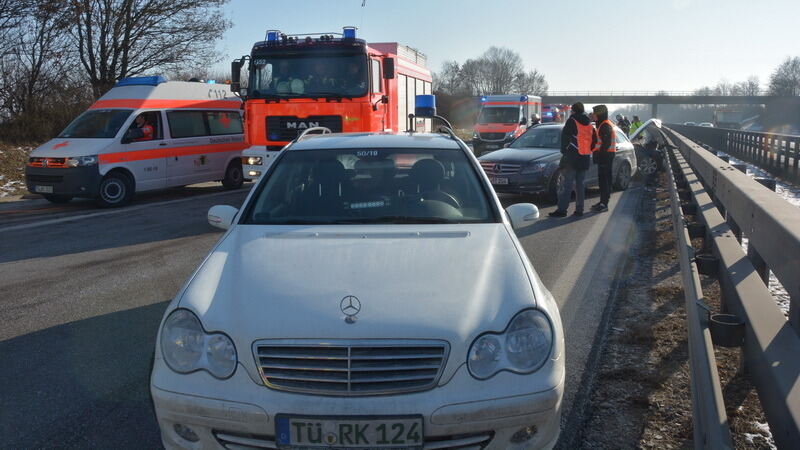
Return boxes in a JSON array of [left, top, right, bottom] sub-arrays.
[[478, 147, 560, 164], [179, 223, 540, 380], [29, 138, 114, 158]]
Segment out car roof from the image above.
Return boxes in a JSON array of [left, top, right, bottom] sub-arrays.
[[286, 132, 463, 151]]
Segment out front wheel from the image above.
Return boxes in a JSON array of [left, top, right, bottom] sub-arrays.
[[613, 163, 632, 191], [97, 172, 133, 208], [222, 160, 244, 190], [42, 194, 73, 204]]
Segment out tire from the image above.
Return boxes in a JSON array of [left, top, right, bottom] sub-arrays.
[[638, 156, 658, 176], [42, 194, 72, 204], [548, 170, 564, 204], [97, 171, 134, 208], [222, 160, 244, 190], [613, 162, 632, 191]]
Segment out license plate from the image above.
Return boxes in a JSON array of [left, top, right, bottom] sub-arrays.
[[485, 144, 499, 150], [34, 185, 53, 194], [490, 177, 509, 185], [275, 415, 423, 449]]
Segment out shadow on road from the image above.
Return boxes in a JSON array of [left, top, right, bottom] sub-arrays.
[[0, 301, 169, 448]]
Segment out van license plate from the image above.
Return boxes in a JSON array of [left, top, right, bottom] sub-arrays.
[[34, 185, 53, 194], [490, 177, 509, 185], [275, 415, 423, 449]]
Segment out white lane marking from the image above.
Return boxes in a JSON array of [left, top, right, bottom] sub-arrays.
[[0, 189, 247, 233]]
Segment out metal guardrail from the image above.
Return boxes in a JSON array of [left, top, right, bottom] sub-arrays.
[[665, 147, 733, 449], [665, 127, 800, 449], [669, 124, 800, 181]]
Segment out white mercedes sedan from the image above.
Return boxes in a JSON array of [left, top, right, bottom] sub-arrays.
[[150, 132, 565, 450]]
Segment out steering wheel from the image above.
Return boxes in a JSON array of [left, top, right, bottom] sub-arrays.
[[420, 191, 461, 210]]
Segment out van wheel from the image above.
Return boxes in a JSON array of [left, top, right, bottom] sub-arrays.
[[43, 194, 73, 204], [97, 172, 133, 208], [222, 160, 244, 190], [613, 162, 632, 191]]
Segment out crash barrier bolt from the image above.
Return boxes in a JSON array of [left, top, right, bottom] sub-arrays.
[[695, 254, 719, 277], [755, 178, 777, 191], [732, 163, 747, 174], [688, 222, 707, 240], [709, 314, 746, 348], [682, 203, 698, 216]]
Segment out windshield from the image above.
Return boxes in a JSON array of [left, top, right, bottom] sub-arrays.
[[58, 109, 133, 138], [249, 52, 368, 98], [477, 107, 520, 124], [244, 148, 497, 225], [510, 126, 561, 149]]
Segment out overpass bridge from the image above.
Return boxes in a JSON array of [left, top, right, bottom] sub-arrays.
[[541, 91, 800, 117]]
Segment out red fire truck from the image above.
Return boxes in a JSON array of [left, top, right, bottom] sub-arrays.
[[231, 27, 432, 178]]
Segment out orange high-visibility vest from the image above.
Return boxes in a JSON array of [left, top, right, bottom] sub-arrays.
[[593, 119, 616, 153], [575, 121, 595, 155]]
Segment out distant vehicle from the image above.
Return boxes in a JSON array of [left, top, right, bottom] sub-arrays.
[[541, 104, 568, 123], [472, 94, 542, 155], [713, 108, 743, 129], [478, 123, 637, 202], [232, 27, 432, 180], [151, 130, 565, 450], [629, 119, 670, 176], [25, 77, 247, 207], [684, 121, 697, 126], [699, 122, 714, 127]]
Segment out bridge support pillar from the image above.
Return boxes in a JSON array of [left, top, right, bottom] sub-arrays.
[[651, 103, 658, 119]]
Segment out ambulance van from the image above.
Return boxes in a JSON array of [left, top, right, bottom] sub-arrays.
[[25, 76, 248, 207]]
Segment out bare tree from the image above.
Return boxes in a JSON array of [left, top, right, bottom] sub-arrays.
[[67, 0, 232, 97], [513, 69, 548, 95], [768, 56, 800, 96], [732, 76, 760, 96], [0, 0, 31, 57], [432, 60, 469, 96]]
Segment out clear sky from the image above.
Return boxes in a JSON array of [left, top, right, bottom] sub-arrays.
[[217, 0, 799, 92]]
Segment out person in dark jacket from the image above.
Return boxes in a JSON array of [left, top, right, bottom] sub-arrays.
[[616, 114, 630, 135], [550, 102, 597, 217], [592, 105, 615, 212]]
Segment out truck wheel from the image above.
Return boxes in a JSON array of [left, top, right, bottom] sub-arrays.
[[222, 160, 244, 190], [97, 172, 133, 208], [43, 194, 73, 204], [613, 162, 632, 191]]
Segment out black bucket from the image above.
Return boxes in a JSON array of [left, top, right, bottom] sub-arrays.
[[682, 203, 697, 216], [695, 254, 718, 277], [710, 314, 745, 347], [687, 222, 706, 239]]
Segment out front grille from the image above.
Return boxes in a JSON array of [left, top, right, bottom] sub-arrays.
[[214, 430, 493, 450], [266, 115, 343, 142], [27, 174, 64, 183], [479, 161, 522, 175], [254, 340, 449, 396], [28, 157, 68, 168], [479, 132, 506, 141]]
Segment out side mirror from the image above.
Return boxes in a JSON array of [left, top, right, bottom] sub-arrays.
[[230, 60, 242, 92], [383, 58, 395, 79], [207, 205, 239, 230], [519, 117, 527, 125], [506, 203, 539, 230]]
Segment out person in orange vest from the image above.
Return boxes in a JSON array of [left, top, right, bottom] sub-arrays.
[[591, 104, 616, 212], [132, 114, 154, 141], [550, 102, 597, 217]]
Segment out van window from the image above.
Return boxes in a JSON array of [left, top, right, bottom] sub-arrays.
[[168, 111, 207, 138], [370, 59, 381, 93], [208, 112, 244, 135], [58, 109, 133, 139], [124, 111, 162, 142]]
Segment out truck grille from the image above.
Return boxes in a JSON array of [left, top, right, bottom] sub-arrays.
[[266, 115, 343, 142], [479, 161, 522, 175], [254, 340, 449, 396], [479, 132, 506, 141]]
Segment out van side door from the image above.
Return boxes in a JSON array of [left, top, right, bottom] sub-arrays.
[[165, 109, 209, 186]]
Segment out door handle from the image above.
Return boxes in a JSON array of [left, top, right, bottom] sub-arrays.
[[159, 142, 167, 146]]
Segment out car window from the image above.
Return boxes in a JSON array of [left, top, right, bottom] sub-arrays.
[[208, 112, 244, 135], [615, 128, 629, 144], [167, 111, 207, 138], [243, 148, 498, 225], [510, 127, 561, 149]]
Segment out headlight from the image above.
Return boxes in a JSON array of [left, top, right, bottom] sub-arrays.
[[244, 156, 263, 165], [472, 131, 479, 139], [467, 309, 553, 380], [160, 309, 238, 379], [505, 131, 516, 139], [65, 155, 98, 167], [520, 162, 549, 174]]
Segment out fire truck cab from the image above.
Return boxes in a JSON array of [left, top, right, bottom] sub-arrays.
[[472, 95, 541, 155], [232, 27, 432, 179]]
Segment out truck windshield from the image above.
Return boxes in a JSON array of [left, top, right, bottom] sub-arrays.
[[510, 127, 561, 149], [58, 109, 133, 139], [243, 148, 497, 225], [249, 53, 368, 98], [477, 107, 520, 124]]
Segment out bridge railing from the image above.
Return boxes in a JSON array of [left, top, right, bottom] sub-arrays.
[[664, 127, 800, 448], [668, 124, 800, 181]]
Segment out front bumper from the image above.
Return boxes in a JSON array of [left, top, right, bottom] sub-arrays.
[[25, 165, 101, 198], [484, 173, 550, 195], [151, 357, 564, 450]]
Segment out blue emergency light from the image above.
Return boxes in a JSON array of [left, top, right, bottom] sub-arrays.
[[206, 80, 216, 84], [520, 95, 528, 102], [415, 95, 437, 118], [115, 76, 166, 87], [480, 96, 487, 102], [266, 30, 280, 42], [343, 26, 357, 39], [545, 112, 553, 117]]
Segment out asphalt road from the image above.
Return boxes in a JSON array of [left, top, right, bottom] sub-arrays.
[[0, 183, 641, 449]]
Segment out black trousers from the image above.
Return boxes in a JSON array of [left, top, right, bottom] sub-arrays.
[[598, 163, 613, 205]]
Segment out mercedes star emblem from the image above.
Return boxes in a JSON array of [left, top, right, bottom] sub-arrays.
[[493, 164, 501, 174], [340, 295, 361, 323]]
